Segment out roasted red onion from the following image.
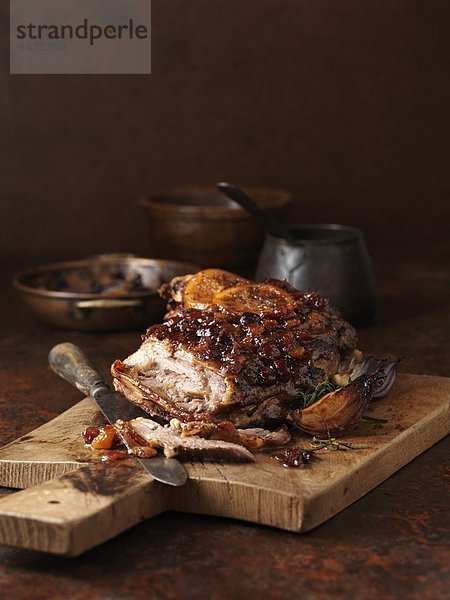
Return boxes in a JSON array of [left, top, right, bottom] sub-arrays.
[[344, 356, 400, 398], [290, 357, 400, 436], [372, 359, 401, 398], [290, 367, 386, 436]]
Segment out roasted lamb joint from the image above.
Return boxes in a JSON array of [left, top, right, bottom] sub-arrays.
[[112, 270, 358, 428]]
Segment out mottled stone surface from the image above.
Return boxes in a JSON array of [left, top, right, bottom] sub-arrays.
[[0, 254, 448, 599]]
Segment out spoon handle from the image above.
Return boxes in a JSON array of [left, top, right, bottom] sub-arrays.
[[217, 182, 293, 241]]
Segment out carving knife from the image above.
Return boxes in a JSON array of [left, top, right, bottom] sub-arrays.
[[48, 342, 188, 487]]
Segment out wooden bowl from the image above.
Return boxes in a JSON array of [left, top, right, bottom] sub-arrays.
[[13, 257, 198, 332], [140, 186, 292, 270]]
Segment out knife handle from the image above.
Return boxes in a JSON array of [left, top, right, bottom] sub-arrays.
[[49, 342, 106, 397]]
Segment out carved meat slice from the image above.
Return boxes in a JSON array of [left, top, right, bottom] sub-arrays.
[[114, 417, 255, 462], [170, 419, 292, 450], [237, 427, 292, 450]]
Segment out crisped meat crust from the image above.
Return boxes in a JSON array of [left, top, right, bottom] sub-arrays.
[[112, 272, 357, 428]]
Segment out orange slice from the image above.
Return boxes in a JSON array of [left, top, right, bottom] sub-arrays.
[[183, 269, 248, 309], [214, 283, 295, 315]]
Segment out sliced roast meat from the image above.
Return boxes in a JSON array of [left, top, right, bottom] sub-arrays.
[[114, 417, 255, 462], [170, 418, 244, 445], [237, 426, 292, 450], [170, 418, 291, 450]]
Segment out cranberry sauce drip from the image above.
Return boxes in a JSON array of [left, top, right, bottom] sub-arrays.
[[144, 283, 339, 389], [273, 447, 316, 468]]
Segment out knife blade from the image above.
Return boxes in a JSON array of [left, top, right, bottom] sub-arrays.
[[48, 342, 188, 487]]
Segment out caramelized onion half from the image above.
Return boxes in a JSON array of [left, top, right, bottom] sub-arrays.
[[290, 359, 400, 437]]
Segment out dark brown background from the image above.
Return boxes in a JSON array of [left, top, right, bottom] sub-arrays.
[[1, 0, 449, 262], [0, 4, 449, 595]]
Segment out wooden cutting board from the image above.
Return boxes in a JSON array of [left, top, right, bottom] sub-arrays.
[[0, 373, 448, 556]]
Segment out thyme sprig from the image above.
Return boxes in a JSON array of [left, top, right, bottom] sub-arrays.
[[309, 433, 371, 452], [297, 380, 338, 408]]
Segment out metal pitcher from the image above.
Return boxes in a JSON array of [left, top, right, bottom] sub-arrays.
[[255, 224, 377, 327]]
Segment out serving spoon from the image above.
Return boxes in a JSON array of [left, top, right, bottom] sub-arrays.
[[217, 182, 294, 241]]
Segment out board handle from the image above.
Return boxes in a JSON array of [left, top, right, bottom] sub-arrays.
[[0, 463, 164, 556], [49, 342, 106, 397]]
